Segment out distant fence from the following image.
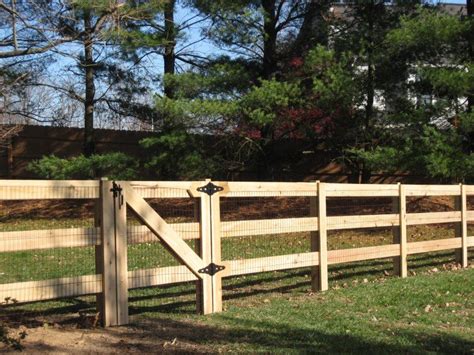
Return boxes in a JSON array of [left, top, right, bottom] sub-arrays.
[[0, 125, 151, 179], [0, 180, 473, 326], [0, 125, 429, 183]]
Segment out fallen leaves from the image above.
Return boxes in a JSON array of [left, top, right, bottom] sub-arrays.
[[163, 337, 177, 348]]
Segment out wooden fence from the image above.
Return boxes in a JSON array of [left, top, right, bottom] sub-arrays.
[[0, 180, 473, 326]]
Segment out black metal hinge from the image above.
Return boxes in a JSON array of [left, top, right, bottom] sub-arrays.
[[110, 182, 124, 209], [197, 182, 223, 196], [198, 263, 225, 276]]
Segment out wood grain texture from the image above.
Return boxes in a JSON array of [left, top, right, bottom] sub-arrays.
[[327, 214, 399, 230], [328, 244, 400, 265], [407, 238, 462, 254], [128, 266, 197, 289], [0, 274, 102, 303], [0, 227, 99, 251], [225, 252, 320, 277], [0, 179, 99, 199]]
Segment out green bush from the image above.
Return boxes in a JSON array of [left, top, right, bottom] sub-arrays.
[[28, 152, 139, 180], [140, 130, 216, 180]]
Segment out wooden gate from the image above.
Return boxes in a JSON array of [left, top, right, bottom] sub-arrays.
[[99, 180, 225, 326]]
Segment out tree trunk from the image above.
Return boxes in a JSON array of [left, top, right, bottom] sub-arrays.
[[361, 2, 375, 183], [163, 0, 176, 99], [467, 0, 473, 112], [83, 11, 95, 157], [11, 0, 18, 50], [262, 0, 277, 80], [292, 1, 328, 57], [365, 6, 375, 133]]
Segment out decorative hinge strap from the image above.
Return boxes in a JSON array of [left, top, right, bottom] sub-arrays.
[[198, 263, 225, 276], [197, 182, 223, 196]]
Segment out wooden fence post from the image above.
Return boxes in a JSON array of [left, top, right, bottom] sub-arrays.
[[455, 184, 468, 268], [399, 184, 408, 278], [99, 180, 129, 326], [310, 182, 319, 291], [392, 184, 400, 275], [198, 179, 214, 314], [194, 198, 203, 314], [210, 190, 223, 312], [393, 183, 407, 277], [94, 179, 105, 321], [317, 182, 328, 291]]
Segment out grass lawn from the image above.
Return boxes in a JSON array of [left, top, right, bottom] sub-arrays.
[[0, 214, 473, 353], [169, 267, 474, 353]]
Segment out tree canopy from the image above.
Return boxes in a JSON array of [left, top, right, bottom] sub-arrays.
[[1, 1, 472, 182]]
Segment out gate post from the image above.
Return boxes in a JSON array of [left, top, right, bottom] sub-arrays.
[[210, 186, 223, 312], [197, 179, 223, 314], [198, 179, 214, 314], [98, 180, 129, 326]]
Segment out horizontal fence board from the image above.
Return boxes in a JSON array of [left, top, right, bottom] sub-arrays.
[[406, 212, 461, 225], [328, 244, 400, 264], [468, 237, 474, 247], [122, 219, 323, 242], [1, 212, 466, 252], [407, 238, 461, 254], [404, 185, 460, 196], [128, 265, 197, 289], [325, 183, 399, 197], [467, 211, 474, 221], [221, 217, 318, 238], [129, 181, 196, 198], [0, 180, 99, 200], [0, 274, 102, 303], [225, 252, 320, 277], [466, 186, 474, 195], [327, 214, 399, 230], [0, 227, 100, 252], [127, 223, 200, 243], [221, 181, 318, 197]]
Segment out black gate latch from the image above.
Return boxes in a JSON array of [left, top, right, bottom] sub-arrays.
[[110, 182, 124, 209], [198, 263, 225, 276], [197, 182, 223, 196]]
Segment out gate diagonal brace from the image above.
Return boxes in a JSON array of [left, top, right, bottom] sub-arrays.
[[198, 263, 226, 276], [197, 182, 223, 196]]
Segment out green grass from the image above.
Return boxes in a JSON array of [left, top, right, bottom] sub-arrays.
[[0, 217, 473, 353], [0, 224, 463, 284], [190, 268, 474, 353], [116, 268, 474, 353]]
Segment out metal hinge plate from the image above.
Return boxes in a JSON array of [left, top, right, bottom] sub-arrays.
[[197, 182, 223, 196], [198, 263, 225, 276]]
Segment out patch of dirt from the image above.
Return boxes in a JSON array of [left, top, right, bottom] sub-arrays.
[[1, 319, 219, 354]]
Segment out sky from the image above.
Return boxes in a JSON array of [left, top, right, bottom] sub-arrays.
[[50, 0, 470, 79], [5, 0, 469, 127]]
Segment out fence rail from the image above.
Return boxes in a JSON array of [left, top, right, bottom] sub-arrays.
[[0, 180, 473, 326]]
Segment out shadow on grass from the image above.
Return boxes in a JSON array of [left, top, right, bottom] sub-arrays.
[[1, 251, 461, 323], [0, 297, 95, 327]]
